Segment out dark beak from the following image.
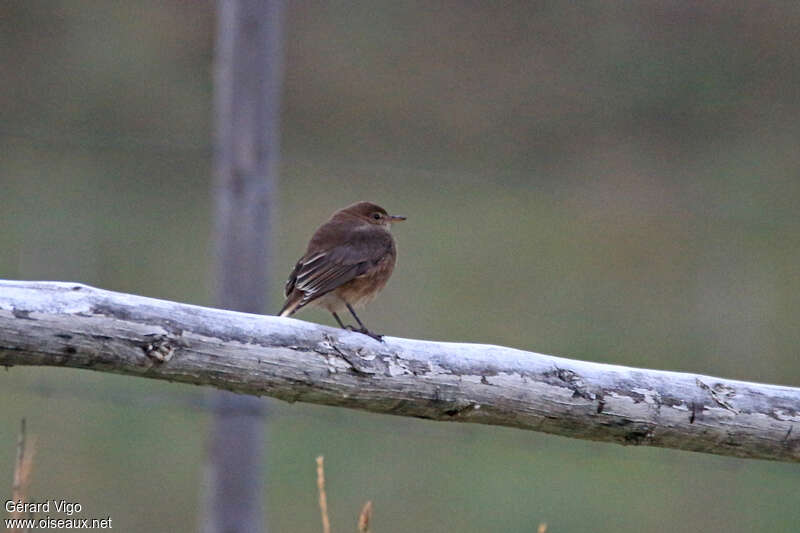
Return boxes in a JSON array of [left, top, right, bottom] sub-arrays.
[[389, 215, 407, 222]]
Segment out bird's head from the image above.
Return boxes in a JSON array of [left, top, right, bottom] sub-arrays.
[[340, 201, 407, 228]]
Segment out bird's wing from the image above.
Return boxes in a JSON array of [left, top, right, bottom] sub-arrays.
[[284, 231, 393, 309]]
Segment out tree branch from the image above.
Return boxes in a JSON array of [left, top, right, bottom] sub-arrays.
[[1, 280, 799, 462]]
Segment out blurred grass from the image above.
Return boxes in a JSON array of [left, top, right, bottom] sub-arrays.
[[2, 2, 800, 532]]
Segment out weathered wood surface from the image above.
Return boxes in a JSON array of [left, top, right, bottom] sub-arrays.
[[1, 280, 799, 462]]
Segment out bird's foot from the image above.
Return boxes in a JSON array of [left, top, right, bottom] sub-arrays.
[[360, 329, 384, 341], [345, 325, 384, 342]]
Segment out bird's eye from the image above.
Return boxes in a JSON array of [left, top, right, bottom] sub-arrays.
[[371, 213, 382, 220]]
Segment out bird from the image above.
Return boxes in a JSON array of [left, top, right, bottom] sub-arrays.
[[278, 201, 406, 340]]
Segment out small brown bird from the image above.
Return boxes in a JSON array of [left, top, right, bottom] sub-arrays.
[[278, 201, 406, 340]]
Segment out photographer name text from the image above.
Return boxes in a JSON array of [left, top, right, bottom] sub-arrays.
[[5, 499, 112, 529]]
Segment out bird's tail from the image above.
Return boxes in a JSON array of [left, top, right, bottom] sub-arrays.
[[278, 294, 302, 317]]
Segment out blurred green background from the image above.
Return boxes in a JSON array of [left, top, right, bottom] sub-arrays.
[[2, 2, 800, 531]]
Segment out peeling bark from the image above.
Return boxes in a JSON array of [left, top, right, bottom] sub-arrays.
[[1, 280, 799, 462]]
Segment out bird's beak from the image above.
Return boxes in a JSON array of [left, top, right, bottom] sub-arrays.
[[389, 215, 407, 223]]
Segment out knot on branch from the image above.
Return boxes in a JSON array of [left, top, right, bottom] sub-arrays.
[[546, 367, 596, 401], [142, 335, 176, 363], [696, 378, 740, 414]]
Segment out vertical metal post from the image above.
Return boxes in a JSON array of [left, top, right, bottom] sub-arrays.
[[205, 1, 285, 532]]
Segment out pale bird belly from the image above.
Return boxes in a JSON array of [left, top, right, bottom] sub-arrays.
[[309, 291, 348, 313]]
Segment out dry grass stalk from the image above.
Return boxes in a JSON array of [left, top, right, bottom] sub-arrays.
[[357, 500, 372, 533], [316, 456, 331, 533], [10, 418, 36, 533]]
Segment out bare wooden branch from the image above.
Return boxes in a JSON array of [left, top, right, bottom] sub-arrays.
[[1, 280, 799, 463]]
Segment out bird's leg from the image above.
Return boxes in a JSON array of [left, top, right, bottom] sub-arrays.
[[345, 304, 367, 329], [346, 303, 383, 341], [331, 312, 347, 329], [331, 311, 361, 332]]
